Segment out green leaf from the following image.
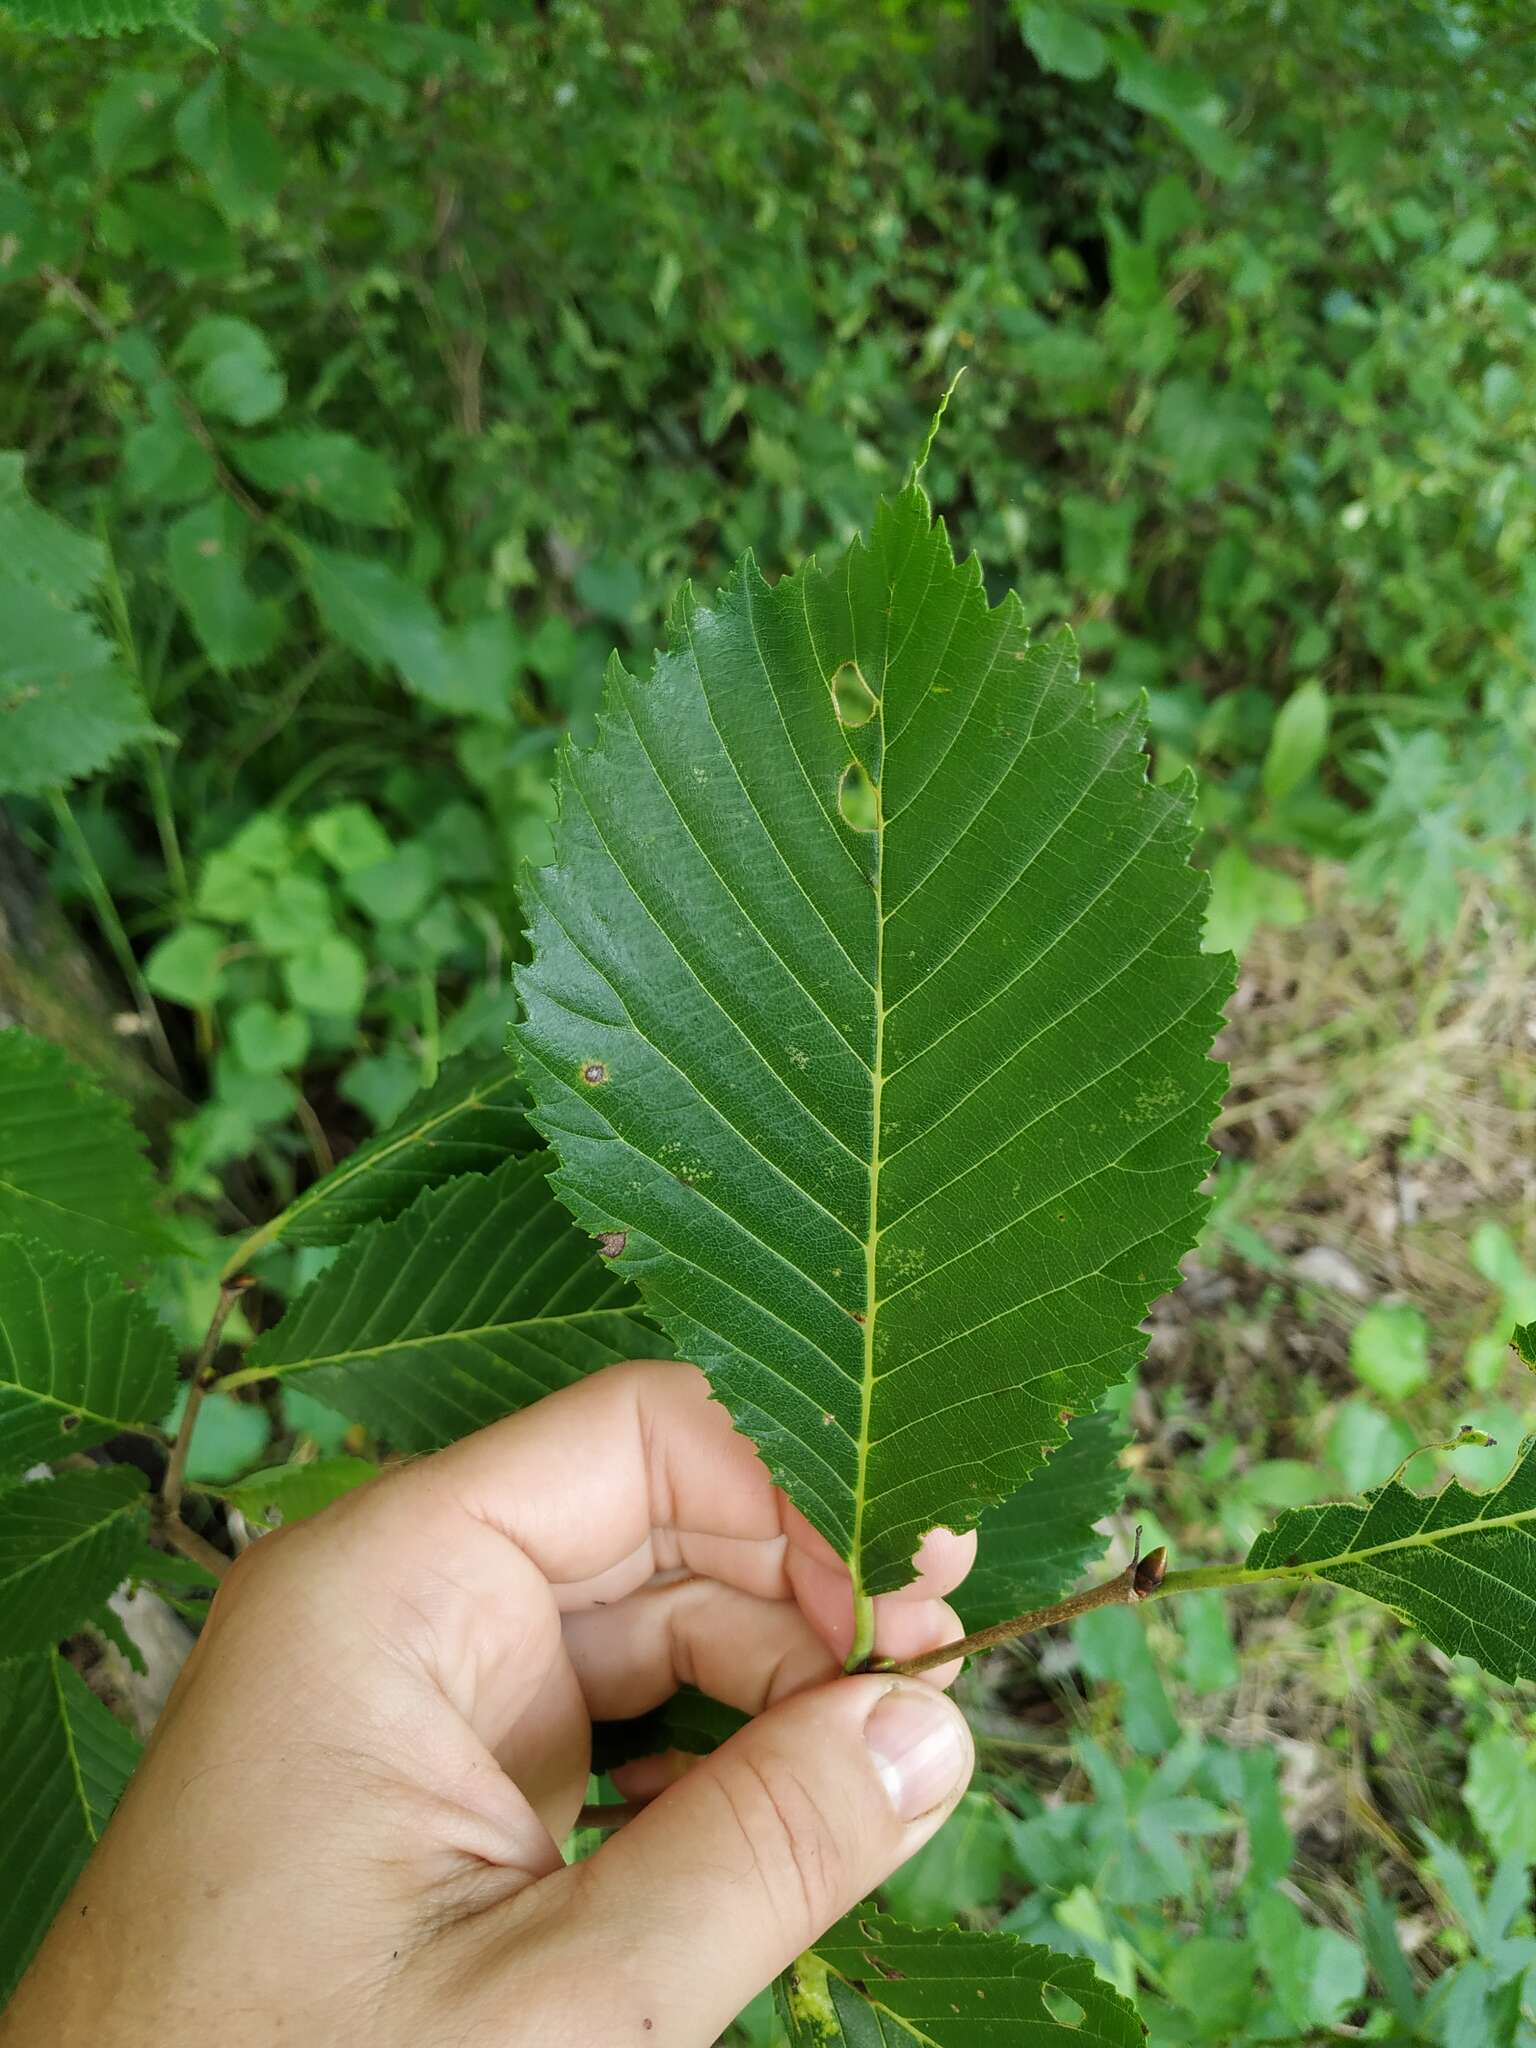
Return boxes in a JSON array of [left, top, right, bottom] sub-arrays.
[[0, 587, 162, 796], [281, 932, 367, 1015], [230, 1000, 309, 1075], [0, 451, 104, 601], [176, 316, 285, 426], [0, 1655, 139, 2008], [591, 1684, 750, 1774], [0, 1031, 170, 1271], [165, 497, 284, 672], [119, 185, 236, 278], [240, 1048, 530, 1256], [883, 1791, 1012, 1926], [232, 430, 403, 527], [306, 802, 393, 875], [955, 1408, 1127, 1633], [173, 67, 283, 224], [779, 1911, 1143, 2044], [297, 541, 449, 688], [237, 1153, 663, 1450], [1261, 680, 1330, 805], [515, 485, 1229, 1598], [1464, 1726, 1536, 1865], [0, 1237, 178, 1480], [1244, 1435, 1536, 1684], [1020, 5, 1106, 83], [344, 843, 436, 925], [143, 920, 226, 1008], [1201, 845, 1306, 957], [1349, 1301, 1431, 1404], [0, 0, 194, 33], [214, 1455, 375, 1528], [0, 1466, 149, 1657], [90, 69, 179, 175], [1514, 1322, 1536, 1368]]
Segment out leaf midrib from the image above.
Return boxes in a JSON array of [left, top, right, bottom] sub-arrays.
[[220, 1303, 635, 1387], [225, 1069, 523, 1272], [1274, 1500, 1536, 1580]]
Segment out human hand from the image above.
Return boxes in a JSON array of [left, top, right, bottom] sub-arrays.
[[5, 1361, 976, 2047]]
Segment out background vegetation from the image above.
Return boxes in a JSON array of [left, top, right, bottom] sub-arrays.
[[2, 0, 1533, 2039]]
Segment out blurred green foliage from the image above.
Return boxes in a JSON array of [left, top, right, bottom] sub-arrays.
[[3, 0, 1533, 1193]]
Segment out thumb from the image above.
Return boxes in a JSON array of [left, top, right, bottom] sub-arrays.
[[560, 1675, 973, 2042]]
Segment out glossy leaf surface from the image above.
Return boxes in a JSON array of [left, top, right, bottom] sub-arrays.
[[517, 486, 1228, 1596], [240, 1153, 662, 1449]]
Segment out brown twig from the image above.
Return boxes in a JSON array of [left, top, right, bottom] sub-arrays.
[[161, 1514, 232, 1582], [160, 1276, 252, 1527], [877, 1536, 1169, 1679]]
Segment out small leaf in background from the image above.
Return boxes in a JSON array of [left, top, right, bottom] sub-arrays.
[[0, 1655, 139, 2007], [1262, 679, 1331, 804], [173, 67, 284, 226], [89, 70, 179, 176], [121, 391, 217, 506], [165, 496, 284, 671], [297, 543, 451, 697], [1177, 1591, 1240, 1694], [1019, 3, 1106, 81], [248, 872, 333, 953], [230, 1000, 310, 1075], [1349, 1300, 1431, 1403], [1470, 1221, 1536, 1322], [1060, 491, 1138, 595], [0, 1032, 170, 1272], [161, 1386, 271, 1484], [1464, 1724, 1536, 1865], [1076, 1604, 1180, 1754], [176, 315, 285, 425], [232, 430, 403, 527], [882, 1790, 1012, 1927], [343, 843, 437, 925], [307, 802, 394, 875], [218, 1455, 376, 1529], [1327, 1397, 1417, 1493], [241, 1154, 661, 1450], [143, 920, 226, 1008], [1163, 1934, 1259, 2037], [0, 1237, 178, 1480], [0, 451, 104, 600], [1250, 1890, 1366, 2034], [119, 184, 237, 279], [0, 1466, 149, 1654], [1202, 844, 1307, 956], [0, 589, 162, 797], [339, 1054, 423, 1130], [282, 932, 368, 1016]]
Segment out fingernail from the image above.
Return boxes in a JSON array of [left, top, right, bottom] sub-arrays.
[[863, 1684, 970, 1822]]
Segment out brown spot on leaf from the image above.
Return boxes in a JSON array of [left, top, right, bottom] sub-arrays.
[[582, 1062, 608, 1085], [597, 1232, 627, 1259], [60, 1413, 80, 1433]]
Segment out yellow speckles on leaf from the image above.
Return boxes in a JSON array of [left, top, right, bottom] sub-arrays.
[[786, 1952, 839, 2040]]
